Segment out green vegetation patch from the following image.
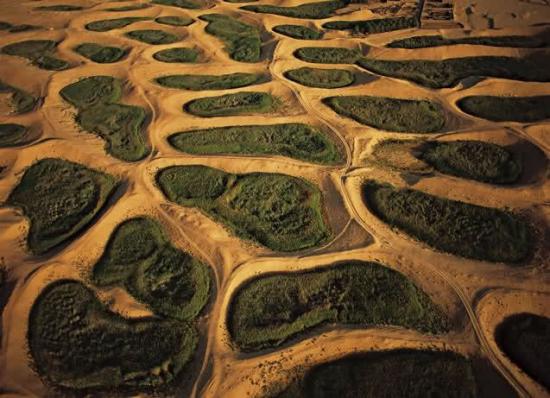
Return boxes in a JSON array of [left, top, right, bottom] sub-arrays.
[[242, 0, 347, 19], [74, 43, 127, 63], [418, 140, 522, 184], [85, 17, 150, 32], [457, 95, 550, 123], [388, 34, 547, 49], [155, 72, 266, 90], [105, 4, 151, 11], [168, 123, 343, 164], [323, 96, 445, 133], [323, 16, 418, 34], [230, 261, 449, 351], [0, 80, 37, 114], [0, 124, 31, 147], [278, 350, 477, 398], [153, 47, 199, 62], [273, 24, 323, 40], [152, 0, 202, 9], [157, 165, 331, 251], [34, 5, 84, 11], [495, 313, 550, 390], [285, 67, 354, 88], [1, 40, 69, 71], [294, 47, 361, 64], [29, 279, 197, 391], [93, 217, 210, 320], [357, 54, 550, 89], [125, 29, 179, 44], [60, 76, 149, 161], [7, 158, 117, 255], [362, 181, 531, 262], [199, 14, 261, 63], [155, 16, 194, 26], [184, 91, 275, 117]]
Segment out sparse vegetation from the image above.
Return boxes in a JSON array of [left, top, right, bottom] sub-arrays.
[[388, 34, 547, 49], [323, 16, 418, 34], [457, 95, 550, 123], [6, 158, 117, 255], [34, 5, 84, 11], [273, 25, 323, 40], [418, 140, 522, 184], [60, 76, 149, 161], [156, 165, 331, 251], [168, 123, 344, 164], [105, 4, 150, 11], [323, 96, 445, 133], [85, 17, 150, 32], [152, 0, 202, 9], [155, 73, 266, 90], [74, 43, 127, 63], [242, 0, 347, 19], [28, 279, 197, 390], [284, 67, 354, 88], [0, 124, 31, 147], [153, 47, 199, 62], [92, 217, 211, 320], [125, 29, 179, 44], [294, 47, 361, 64], [357, 54, 550, 88], [184, 92, 276, 117], [495, 313, 550, 390], [362, 181, 531, 263], [229, 261, 449, 351], [0, 80, 37, 114], [199, 14, 261, 62], [278, 350, 477, 397], [155, 16, 194, 26], [1, 40, 69, 71]]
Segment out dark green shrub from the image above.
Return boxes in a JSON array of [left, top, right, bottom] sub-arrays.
[[155, 16, 194, 26], [184, 91, 275, 117], [323, 16, 418, 34], [285, 67, 354, 88], [155, 73, 266, 90], [294, 47, 361, 63], [74, 43, 127, 63], [0, 80, 37, 113], [85, 17, 150, 32], [153, 47, 199, 62], [125, 29, 179, 44], [242, 0, 348, 19], [34, 5, 84, 11], [0, 124, 32, 147], [457, 95, 550, 123], [152, 0, 202, 9], [273, 25, 323, 40], [1, 40, 69, 71], [388, 34, 547, 49]]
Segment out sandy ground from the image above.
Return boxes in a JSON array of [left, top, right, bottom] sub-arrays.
[[0, 0, 549, 397]]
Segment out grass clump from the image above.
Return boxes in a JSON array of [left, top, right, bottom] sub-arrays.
[[457, 95, 550, 123], [0, 80, 37, 114], [168, 123, 344, 164], [155, 73, 266, 90], [6, 158, 117, 255], [74, 43, 127, 63], [323, 16, 418, 34], [199, 14, 261, 63], [323, 96, 445, 133], [152, 0, 202, 9], [362, 181, 531, 263], [92, 217, 211, 320], [241, 0, 347, 19], [34, 5, 84, 11], [357, 54, 550, 89], [155, 16, 194, 26], [125, 29, 179, 44], [0, 124, 31, 147], [28, 279, 197, 391], [278, 350, 477, 398], [418, 140, 522, 184], [184, 92, 275, 117], [157, 165, 331, 252], [60, 76, 149, 161], [294, 47, 361, 64], [273, 24, 323, 40], [495, 313, 550, 390], [229, 261, 449, 351], [153, 47, 199, 62], [285, 67, 354, 88], [1, 40, 69, 71], [388, 34, 547, 49], [85, 17, 149, 32]]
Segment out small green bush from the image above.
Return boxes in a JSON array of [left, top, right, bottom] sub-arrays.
[[388, 34, 547, 49], [323, 96, 445, 133], [294, 47, 361, 63], [323, 16, 418, 34], [0, 124, 31, 147], [242, 0, 347, 19], [457, 95, 550, 123], [0, 80, 37, 114], [273, 25, 323, 40], [168, 123, 344, 164], [153, 47, 199, 62], [7, 158, 117, 254], [184, 91, 275, 117], [155, 73, 266, 90], [74, 43, 127, 63], [1, 40, 69, 71], [85, 17, 150, 32], [155, 16, 194, 26], [125, 29, 179, 44], [157, 165, 331, 251], [285, 67, 354, 88], [362, 181, 531, 263]]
